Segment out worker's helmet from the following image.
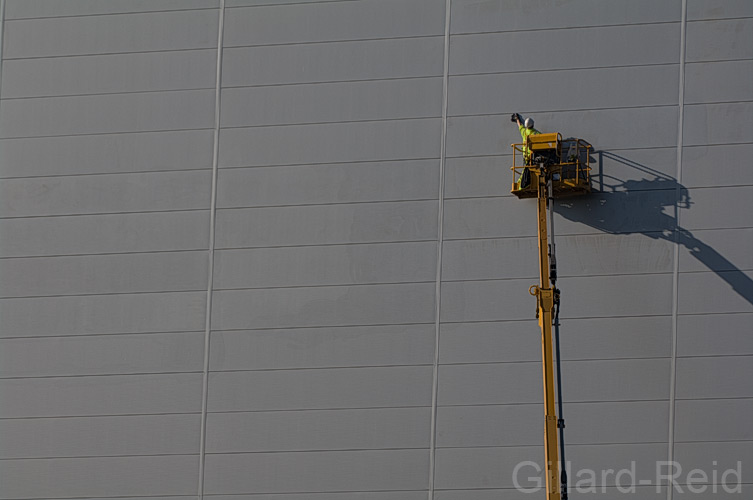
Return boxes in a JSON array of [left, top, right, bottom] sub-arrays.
[[524, 117, 534, 129]]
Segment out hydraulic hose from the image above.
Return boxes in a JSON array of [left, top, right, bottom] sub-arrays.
[[553, 292, 568, 500]]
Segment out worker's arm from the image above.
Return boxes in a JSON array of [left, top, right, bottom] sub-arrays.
[[511, 113, 528, 142], [519, 124, 527, 140]]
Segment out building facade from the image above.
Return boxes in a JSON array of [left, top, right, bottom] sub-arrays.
[[0, 0, 751, 498]]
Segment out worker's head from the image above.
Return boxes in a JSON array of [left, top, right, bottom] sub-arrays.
[[524, 117, 534, 129]]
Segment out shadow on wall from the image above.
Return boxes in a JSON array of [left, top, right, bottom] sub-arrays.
[[555, 151, 753, 307]]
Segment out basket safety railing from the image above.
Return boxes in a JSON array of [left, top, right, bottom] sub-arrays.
[[510, 136, 592, 195]]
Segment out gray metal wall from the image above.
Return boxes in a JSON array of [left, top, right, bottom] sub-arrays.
[[0, 0, 750, 498]]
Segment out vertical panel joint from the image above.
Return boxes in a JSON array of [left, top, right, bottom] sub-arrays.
[[668, 3, 688, 500], [198, 2, 226, 499], [429, 1, 452, 499]]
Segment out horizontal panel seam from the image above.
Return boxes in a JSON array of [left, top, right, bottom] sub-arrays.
[[1, 212, 212, 224], [2, 33, 445, 62], [436, 441, 671, 450], [0, 249, 212, 260], [685, 15, 753, 24], [221, 74, 444, 90], [0, 167, 213, 181], [202, 447, 429, 456], [209, 156, 441, 170], [1, 116, 441, 140], [448, 61, 682, 78], [442, 228, 752, 242], [221, 74, 446, 90], [0, 370, 204, 381], [685, 57, 753, 66], [0, 452, 204, 461], [683, 99, 753, 106], [3, 46, 222, 61], [450, 19, 681, 37], [199, 361, 667, 374], [223, 33, 445, 50], [0, 448, 438, 462], [6, 403, 747, 422], [448, 103, 684, 119], [0, 86, 217, 101], [225, 0, 360, 9], [215, 197, 439, 210], [1, 75, 449, 101], [0, 86, 214, 101], [0, 126, 216, 141], [0, 289, 211, 300], [5, 6, 219, 22], [0, 494, 193, 500], [0, 198, 439, 219], [218, 114, 444, 130], [0, 331, 206, 341]]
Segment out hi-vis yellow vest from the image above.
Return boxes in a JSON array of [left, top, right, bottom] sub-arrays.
[[519, 125, 540, 161]]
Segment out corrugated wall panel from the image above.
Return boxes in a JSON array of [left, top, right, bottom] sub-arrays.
[[1, 1, 750, 498]]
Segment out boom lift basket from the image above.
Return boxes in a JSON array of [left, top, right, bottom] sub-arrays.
[[511, 133, 592, 199]]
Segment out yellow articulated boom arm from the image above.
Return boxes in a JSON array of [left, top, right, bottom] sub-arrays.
[[529, 166, 564, 500], [510, 131, 591, 500]]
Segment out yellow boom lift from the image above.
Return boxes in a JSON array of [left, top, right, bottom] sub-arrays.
[[511, 132, 592, 500]]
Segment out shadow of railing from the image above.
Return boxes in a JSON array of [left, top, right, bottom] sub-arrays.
[[555, 151, 753, 307]]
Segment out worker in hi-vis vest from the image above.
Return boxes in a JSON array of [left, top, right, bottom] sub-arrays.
[[511, 113, 540, 188], [512, 113, 540, 164]]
